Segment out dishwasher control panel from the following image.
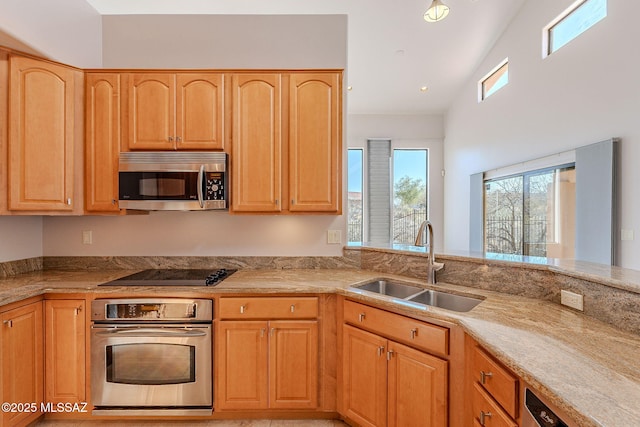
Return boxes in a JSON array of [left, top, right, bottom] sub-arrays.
[[524, 388, 569, 427]]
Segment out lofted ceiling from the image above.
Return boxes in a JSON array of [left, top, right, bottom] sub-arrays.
[[85, 0, 526, 115]]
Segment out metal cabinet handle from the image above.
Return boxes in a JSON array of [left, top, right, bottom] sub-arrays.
[[290, 304, 295, 313], [75, 306, 82, 315], [291, 199, 295, 205], [377, 346, 385, 357], [176, 136, 182, 142], [3, 320, 12, 328], [66, 198, 72, 205], [480, 371, 493, 384], [479, 411, 492, 426], [112, 199, 117, 205], [410, 328, 418, 339], [240, 305, 246, 314], [168, 136, 174, 142], [387, 349, 394, 361], [270, 327, 275, 337], [260, 328, 266, 338], [358, 313, 366, 322]]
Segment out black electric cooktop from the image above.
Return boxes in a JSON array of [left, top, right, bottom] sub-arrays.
[[99, 268, 237, 287]]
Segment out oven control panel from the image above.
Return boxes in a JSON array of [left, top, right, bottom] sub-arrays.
[[92, 298, 213, 322]]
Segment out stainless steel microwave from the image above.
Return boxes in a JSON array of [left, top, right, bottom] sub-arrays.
[[118, 152, 228, 211]]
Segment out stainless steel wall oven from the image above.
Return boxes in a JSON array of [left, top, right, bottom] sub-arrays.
[[90, 298, 213, 416]]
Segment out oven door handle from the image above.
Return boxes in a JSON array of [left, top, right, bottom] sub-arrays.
[[92, 327, 207, 338]]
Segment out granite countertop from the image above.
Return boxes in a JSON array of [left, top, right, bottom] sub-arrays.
[[1, 268, 639, 427]]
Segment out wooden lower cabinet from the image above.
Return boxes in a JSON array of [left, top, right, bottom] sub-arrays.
[[342, 324, 448, 427], [1, 301, 44, 427], [216, 319, 318, 410], [44, 299, 86, 404], [466, 334, 520, 426]]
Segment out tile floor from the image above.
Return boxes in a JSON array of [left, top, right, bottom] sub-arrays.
[[35, 419, 348, 426]]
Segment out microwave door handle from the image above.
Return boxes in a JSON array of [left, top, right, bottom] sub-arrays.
[[93, 327, 207, 338], [197, 165, 205, 209]]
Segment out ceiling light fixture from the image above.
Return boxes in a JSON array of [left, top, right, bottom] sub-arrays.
[[424, 0, 450, 23]]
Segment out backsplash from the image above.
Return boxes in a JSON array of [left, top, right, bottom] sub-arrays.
[[43, 253, 361, 271], [0, 256, 42, 278]]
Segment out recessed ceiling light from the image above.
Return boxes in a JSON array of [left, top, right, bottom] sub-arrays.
[[420, 86, 429, 92], [395, 50, 405, 56]]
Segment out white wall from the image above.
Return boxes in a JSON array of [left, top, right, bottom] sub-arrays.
[[443, 0, 640, 269], [39, 14, 349, 258], [0, 0, 101, 67], [347, 114, 445, 250], [0, 217, 42, 262], [102, 15, 347, 69], [43, 213, 344, 256]]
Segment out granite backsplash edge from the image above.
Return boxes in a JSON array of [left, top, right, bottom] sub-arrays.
[[2, 249, 639, 335]]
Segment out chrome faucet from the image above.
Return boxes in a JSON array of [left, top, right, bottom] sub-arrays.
[[415, 220, 436, 284]]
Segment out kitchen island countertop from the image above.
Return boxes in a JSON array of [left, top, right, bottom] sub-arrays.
[[1, 267, 639, 427]]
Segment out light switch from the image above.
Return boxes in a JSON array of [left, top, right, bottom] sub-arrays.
[[621, 229, 634, 241], [327, 230, 342, 244]]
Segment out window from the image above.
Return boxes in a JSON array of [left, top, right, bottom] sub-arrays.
[[347, 149, 363, 242], [479, 59, 508, 101], [484, 165, 576, 258], [393, 150, 427, 244], [544, 0, 607, 57], [347, 141, 428, 244]]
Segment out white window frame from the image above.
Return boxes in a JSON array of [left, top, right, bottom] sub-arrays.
[[542, 0, 607, 58], [478, 58, 509, 102], [348, 139, 431, 243]]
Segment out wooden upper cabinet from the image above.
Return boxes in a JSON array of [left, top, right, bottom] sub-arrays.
[[125, 72, 224, 151], [126, 73, 175, 150], [176, 73, 224, 150], [231, 74, 282, 212], [8, 56, 75, 211], [289, 73, 342, 213], [85, 73, 120, 212]]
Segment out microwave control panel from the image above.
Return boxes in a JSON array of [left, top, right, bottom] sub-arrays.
[[205, 172, 225, 200]]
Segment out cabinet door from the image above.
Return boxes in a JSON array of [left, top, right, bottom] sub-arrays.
[[231, 74, 282, 212], [8, 56, 75, 211], [342, 325, 387, 427], [85, 73, 120, 212], [288, 73, 341, 213], [176, 73, 224, 150], [126, 73, 175, 150], [387, 341, 448, 427], [1, 302, 44, 427], [44, 300, 86, 404], [269, 320, 318, 409], [216, 321, 268, 410]]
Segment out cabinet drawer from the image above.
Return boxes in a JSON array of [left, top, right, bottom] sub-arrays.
[[472, 383, 517, 427], [219, 297, 318, 319], [472, 345, 519, 418], [344, 300, 448, 356]]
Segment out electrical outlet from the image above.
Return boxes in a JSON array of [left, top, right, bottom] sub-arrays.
[[621, 229, 634, 241], [327, 230, 342, 244], [82, 230, 93, 245], [561, 290, 583, 311]]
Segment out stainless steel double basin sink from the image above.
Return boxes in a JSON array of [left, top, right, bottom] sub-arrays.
[[349, 279, 483, 312]]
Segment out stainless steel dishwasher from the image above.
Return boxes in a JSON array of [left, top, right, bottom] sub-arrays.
[[522, 387, 577, 427]]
